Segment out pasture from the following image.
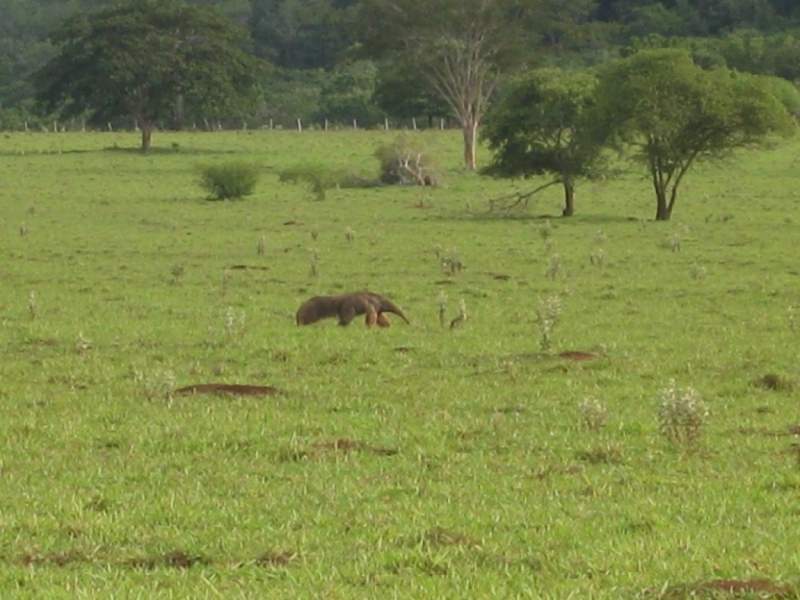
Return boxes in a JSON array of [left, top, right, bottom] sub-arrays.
[[1, 129, 799, 599]]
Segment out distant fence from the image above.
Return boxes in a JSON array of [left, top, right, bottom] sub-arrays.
[[0, 116, 457, 133]]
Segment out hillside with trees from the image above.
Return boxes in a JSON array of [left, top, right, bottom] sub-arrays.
[[1, 0, 799, 132]]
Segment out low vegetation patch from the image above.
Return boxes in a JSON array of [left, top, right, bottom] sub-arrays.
[[199, 161, 261, 200]]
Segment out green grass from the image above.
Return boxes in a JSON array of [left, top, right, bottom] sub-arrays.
[[1, 129, 800, 598]]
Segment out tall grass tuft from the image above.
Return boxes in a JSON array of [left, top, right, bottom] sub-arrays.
[[199, 161, 260, 200], [579, 397, 607, 431], [657, 380, 708, 444], [536, 295, 561, 351], [28, 291, 36, 319], [438, 292, 448, 328]]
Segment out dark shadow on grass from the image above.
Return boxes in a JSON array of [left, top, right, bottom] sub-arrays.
[[175, 383, 282, 396], [426, 211, 644, 225], [124, 550, 210, 570], [102, 145, 242, 156], [0, 148, 96, 157], [19, 550, 89, 567]]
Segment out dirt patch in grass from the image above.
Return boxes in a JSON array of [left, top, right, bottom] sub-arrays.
[[124, 550, 210, 570], [731, 425, 800, 438], [253, 551, 297, 567], [21, 337, 59, 348], [277, 438, 399, 462], [512, 351, 600, 362], [557, 351, 599, 361], [46, 375, 89, 389], [19, 549, 89, 567], [175, 383, 282, 397], [12, 548, 299, 570], [418, 527, 480, 549], [575, 444, 623, 465], [313, 438, 399, 456], [656, 579, 796, 598], [227, 264, 270, 271], [533, 463, 584, 480], [751, 373, 795, 391]]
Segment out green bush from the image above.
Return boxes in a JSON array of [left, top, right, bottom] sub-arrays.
[[199, 162, 261, 200], [374, 138, 437, 186]]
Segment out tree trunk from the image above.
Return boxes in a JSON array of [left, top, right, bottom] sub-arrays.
[[655, 191, 671, 220], [562, 177, 575, 217], [652, 174, 671, 221], [141, 124, 153, 151], [174, 95, 185, 131], [462, 118, 478, 170]]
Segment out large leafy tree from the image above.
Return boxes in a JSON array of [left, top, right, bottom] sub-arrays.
[[373, 61, 452, 128], [315, 60, 383, 127], [481, 68, 601, 217], [356, 0, 529, 170], [33, 0, 265, 150], [249, 0, 359, 70], [592, 48, 796, 221]]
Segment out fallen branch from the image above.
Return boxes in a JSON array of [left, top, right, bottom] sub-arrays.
[[487, 180, 560, 216]]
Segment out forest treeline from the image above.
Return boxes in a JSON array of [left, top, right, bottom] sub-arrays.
[[1, 0, 799, 129]]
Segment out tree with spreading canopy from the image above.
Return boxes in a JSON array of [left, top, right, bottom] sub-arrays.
[[373, 61, 452, 129], [249, 0, 359, 70], [356, 0, 529, 170], [33, 0, 265, 150], [481, 68, 601, 217], [591, 48, 796, 221]]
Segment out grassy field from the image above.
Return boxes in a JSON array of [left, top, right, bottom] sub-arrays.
[[1, 129, 800, 599]]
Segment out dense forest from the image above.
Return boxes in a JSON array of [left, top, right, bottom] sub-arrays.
[[1, 0, 799, 129]]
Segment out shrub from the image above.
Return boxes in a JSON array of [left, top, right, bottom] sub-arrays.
[[656, 380, 708, 444], [374, 139, 436, 186], [199, 161, 261, 200]]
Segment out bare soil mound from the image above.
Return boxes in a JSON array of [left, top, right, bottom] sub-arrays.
[[175, 383, 281, 396]]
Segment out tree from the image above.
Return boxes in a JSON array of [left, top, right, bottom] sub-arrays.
[[33, 0, 265, 150], [356, 0, 528, 170], [481, 68, 601, 216], [591, 48, 795, 221], [373, 60, 452, 128], [249, 0, 359, 70], [315, 60, 383, 127]]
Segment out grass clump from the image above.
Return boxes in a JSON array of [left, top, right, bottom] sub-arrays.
[[535, 295, 562, 352], [656, 380, 708, 444], [199, 161, 260, 200], [579, 397, 607, 431]]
